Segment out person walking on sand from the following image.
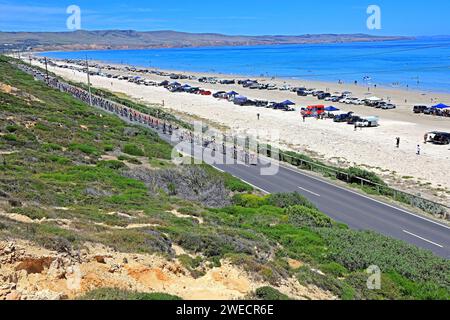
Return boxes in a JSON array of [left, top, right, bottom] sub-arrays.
[[424, 133, 428, 144], [396, 137, 400, 148], [416, 145, 421, 156], [257, 113, 260, 120]]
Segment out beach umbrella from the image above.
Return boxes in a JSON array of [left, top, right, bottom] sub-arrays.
[[431, 103, 449, 109], [325, 106, 340, 112], [281, 100, 295, 106]]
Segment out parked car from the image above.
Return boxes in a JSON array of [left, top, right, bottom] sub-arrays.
[[413, 105, 428, 113], [333, 112, 354, 122], [213, 91, 227, 98], [317, 93, 331, 100], [347, 115, 363, 124], [382, 104, 397, 110], [356, 116, 379, 127], [431, 132, 450, 145], [312, 90, 325, 97]]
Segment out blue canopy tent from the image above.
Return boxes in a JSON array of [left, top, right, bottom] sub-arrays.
[[281, 100, 295, 106], [227, 91, 239, 96], [325, 106, 340, 112], [431, 103, 449, 109]]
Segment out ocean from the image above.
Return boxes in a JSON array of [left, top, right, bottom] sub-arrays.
[[40, 39, 450, 93]]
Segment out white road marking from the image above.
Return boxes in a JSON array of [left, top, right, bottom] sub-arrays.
[[213, 166, 271, 194], [402, 230, 444, 248], [298, 186, 321, 197], [278, 163, 450, 231]]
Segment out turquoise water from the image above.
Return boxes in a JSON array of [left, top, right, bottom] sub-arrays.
[[40, 39, 450, 93]]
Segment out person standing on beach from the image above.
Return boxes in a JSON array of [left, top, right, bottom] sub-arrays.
[[416, 145, 421, 155], [396, 137, 400, 148], [424, 133, 428, 144], [257, 113, 260, 120]]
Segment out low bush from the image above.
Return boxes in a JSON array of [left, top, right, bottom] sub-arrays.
[[318, 228, 450, 288], [254, 286, 290, 300], [287, 206, 334, 228], [97, 160, 125, 170], [232, 194, 267, 208], [123, 143, 145, 156], [266, 192, 316, 209], [78, 288, 182, 300], [69, 143, 99, 155]]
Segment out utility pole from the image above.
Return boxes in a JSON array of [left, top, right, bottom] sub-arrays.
[[44, 57, 49, 83], [85, 55, 93, 106]]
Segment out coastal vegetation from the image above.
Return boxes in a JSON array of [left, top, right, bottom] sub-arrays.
[[0, 56, 448, 300]]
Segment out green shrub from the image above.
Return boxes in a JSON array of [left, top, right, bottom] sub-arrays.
[[266, 192, 316, 209], [103, 144, 114, 152], [6, 125, 19, 133], [224, 175, 253, 192], [318, 228, 450, 288], [48, 155, 70, 164], [345, 167, 385, 185], [254, 286, 290, 300], [320, 262, 348, 277], [69, 143, 99, 155], [232, 194, 267, 208], [287, 206, 333, 228], [42, 143, 62, 151], [78, 288, 182, 300], [123, 143, 145, 156], [3, 134, 17, 141], [97, 160, 125, 170]]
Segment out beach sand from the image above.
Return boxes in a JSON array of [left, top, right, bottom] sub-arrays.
[[32, 59, 450, 203]]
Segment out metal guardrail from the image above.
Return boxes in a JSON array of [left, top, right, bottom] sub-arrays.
[[15, 62, 450, 219]]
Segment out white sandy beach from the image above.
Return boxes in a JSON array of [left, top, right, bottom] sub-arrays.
[[32, 59, 450, 202]]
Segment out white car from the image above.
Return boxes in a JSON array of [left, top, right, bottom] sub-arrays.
[[345, 98, 358, 104], [382, 104, 396, 109], [353, 99, 365, 105]]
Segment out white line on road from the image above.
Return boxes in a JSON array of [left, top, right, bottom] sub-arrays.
[[213, 166, 271, 194], [278, 163, 450, 231], [298, 186, 321, 197], [402, 230, 444, 248]]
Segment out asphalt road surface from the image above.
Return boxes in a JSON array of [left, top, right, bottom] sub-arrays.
[[157, 130, 450, 259]]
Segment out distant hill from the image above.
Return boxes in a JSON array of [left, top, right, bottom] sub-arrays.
[[0, 30, 412, 51]]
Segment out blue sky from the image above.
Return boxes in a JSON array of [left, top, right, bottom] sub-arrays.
[[0, 0, 449, 36]]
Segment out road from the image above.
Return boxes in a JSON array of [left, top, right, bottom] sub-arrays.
[[156, 131, 450, 259]]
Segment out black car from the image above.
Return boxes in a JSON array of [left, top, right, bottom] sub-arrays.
[[432, 132, 450, 145], [347, 115, 362, 124], [213, 91, 226, 98], [413, 105, 428, 113], [333, 112, 354, 123], [297, 90, 307, 96], [331, 96, 343, 102], [317, 93, 331, 100]]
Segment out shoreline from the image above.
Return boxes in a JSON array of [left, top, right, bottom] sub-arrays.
[[35, 42, 450, 95], [35, 53, 450, 99]]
